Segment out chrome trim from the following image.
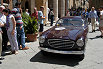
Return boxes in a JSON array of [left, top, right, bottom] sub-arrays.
[[39, 47, 85, 55], [48, 39, 75, 49]]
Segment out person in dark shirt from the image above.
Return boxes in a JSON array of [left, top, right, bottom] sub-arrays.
[[97, 8, 100, 22]]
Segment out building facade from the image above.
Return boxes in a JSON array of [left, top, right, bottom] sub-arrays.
[[20, 0, 70, 22], [89, 0, 103, 9], [0, 0, 90, 23], [74, 0, 89, 9]]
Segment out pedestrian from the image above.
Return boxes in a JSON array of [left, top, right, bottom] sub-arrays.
[[88, 8, 91, 25], [48, 7, 50, 21], [31, 7, 38, 20], [13, 2, 29, 50], [97, 8, 100, 23], [82, 9, 89, 24], [0, 23, 3, 64], [0, 9, 19, 54], [99, 6, 103, 37], [69, 9, 72, 16], [0, 6, 8, 51], [38, 6, 45, 35], [88, 7, 98, 32], [73, 8, 76, 16], [25, 9, 29, 16], [76, 9, 81, 16], [66, 9, 70, 16], [0, 6, 6, 64], [50, 8, 54, 26]]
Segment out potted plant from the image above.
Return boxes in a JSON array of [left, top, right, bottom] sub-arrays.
[[22, 12, 38, 42]]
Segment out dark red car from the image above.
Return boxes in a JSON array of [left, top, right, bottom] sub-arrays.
[[39, 16, 88, 59]]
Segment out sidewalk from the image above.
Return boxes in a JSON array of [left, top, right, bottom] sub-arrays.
[[0, 24, 54, 69]]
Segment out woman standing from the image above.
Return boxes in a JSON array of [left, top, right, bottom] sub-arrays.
[[99, 6, 103, 37], [50, 8, 54, 26], [0, 9, 18, 54]]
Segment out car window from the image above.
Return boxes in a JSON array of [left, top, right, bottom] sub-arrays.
[[56, 18, 84, 26]]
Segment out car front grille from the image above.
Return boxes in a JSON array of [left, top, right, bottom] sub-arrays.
[[48, 39, 75, 49]]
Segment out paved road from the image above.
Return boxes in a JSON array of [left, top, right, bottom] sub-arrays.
[[0, 24, 103, 69]]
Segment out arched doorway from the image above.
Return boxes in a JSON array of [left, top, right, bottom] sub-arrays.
[[25, 1, 29, 9], [25, 1, 31, 14]]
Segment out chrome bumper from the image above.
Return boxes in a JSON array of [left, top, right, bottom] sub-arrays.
[[39, 47, 85, 55]]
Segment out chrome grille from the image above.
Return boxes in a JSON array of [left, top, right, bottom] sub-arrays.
[[48, 39, 75, 49]]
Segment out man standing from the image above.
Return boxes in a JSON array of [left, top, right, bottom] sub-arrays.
[[0, 22, 2, 64], [13, 2, 29, 50], [31, 7, 38, 20], [0, 6, 8, 51], [89, 7, 98, 32], [0, 5, 5, 64], [50, 8, 54, 26], [38, 6, 45, 35]]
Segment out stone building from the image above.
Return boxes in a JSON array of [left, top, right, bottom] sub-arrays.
[[0, 0, 73, 22], [89, 0, 103, 9], [74, 0, 89, 9], [20, 0, 72, 23], [0, 0, 89, 23]]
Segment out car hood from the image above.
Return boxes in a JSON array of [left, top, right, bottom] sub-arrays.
[[43, 26, 84, 40]]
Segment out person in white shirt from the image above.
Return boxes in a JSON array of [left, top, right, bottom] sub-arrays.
[[89, 7, 98, 32], [25, 9, 29, 16], [38, 6, 45, 35], [0, 9, 19, 54], [0, 6, 8, 51]]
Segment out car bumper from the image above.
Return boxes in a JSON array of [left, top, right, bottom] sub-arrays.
[[39, 47, 85, 55]]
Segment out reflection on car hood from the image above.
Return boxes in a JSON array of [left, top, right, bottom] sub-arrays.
[[44, 26, 84, 40]]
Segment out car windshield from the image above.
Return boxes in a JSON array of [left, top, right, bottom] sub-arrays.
[[56, 18, 84, 26]]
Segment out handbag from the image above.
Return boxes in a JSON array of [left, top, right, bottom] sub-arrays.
[[95, 21, 99, 27]]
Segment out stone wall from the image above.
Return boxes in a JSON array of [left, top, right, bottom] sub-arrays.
[[35, 0, 43, 11], [89, 0, 103, 9]]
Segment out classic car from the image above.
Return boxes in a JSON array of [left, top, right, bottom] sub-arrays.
[[39, 16, 88, 59]]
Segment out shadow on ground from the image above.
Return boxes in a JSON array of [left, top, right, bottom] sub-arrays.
[[1, 45, 11, 56], [30, 51, 84, 67], [89, 35, 102, 40], [89, 29, 100, 33]]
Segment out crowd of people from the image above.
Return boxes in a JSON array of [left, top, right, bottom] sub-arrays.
[[0, 1, 48, 64], [66, 6, 103, 35], [0, 1, 103, 64], [0, 2, 30, 64]]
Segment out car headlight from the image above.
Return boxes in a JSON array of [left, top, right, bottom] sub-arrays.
[[76, 38, 84, 47], [39, 36, 45, 43]]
